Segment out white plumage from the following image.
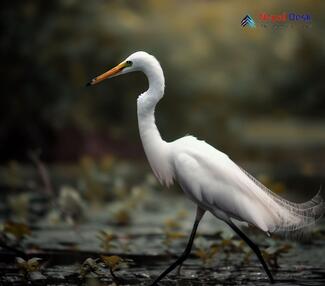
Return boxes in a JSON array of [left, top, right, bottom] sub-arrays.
[[127, 51, 324, 235], [171, 135, 323, 233], [88, 51, 324, 284]]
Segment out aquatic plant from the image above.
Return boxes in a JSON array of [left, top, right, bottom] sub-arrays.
[[194, 240, 220, 265], [2, 221, 31, 241], [80, 258, 102, 278], [262, 244, 292, 268], [97, 230, 117, 252], [101, 255, 126, 282], [16, 257, 45, 281]]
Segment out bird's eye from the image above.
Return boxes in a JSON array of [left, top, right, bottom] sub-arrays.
[[126, 60, 133, 66]]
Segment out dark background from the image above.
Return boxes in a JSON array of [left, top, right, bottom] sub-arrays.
[[1, 0, 324, 180]]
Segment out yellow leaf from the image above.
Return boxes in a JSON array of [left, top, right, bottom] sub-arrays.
[[164, 219, 180, 229], [101, 255, 123, 271], [4, 221, 31, 240]]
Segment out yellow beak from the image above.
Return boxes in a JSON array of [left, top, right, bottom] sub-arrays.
[[86, 62, 128, 86]]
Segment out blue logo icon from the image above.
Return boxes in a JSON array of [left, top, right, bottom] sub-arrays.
[[241, 15, 256, 28]]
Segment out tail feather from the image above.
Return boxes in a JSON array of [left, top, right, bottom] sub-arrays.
[[240, 167, 325, 234], [273, 187, 325, 233], [268, 188, 324, 235]]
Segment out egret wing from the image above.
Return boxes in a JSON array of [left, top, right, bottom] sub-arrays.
[[172, 136, 324, 233]]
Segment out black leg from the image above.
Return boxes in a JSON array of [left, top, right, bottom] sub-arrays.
[[227, 221, 275, 284], [150, 207, 205, 286]]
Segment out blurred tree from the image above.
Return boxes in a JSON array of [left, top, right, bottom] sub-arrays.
[[1, 0, 324, 162]]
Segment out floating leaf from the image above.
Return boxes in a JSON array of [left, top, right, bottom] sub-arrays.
[[4, 221, 31, 240], [80, 258, 100, 278], [114, 209, 131, 226], [163, 231, 186, 248], [164, 218, 180, 230], [97, 230, 116, 252], [101, 255, 124, 271], [16, 257, 42, 273], [58, 185, 86, 224], [262, 244, 292, 268], [194, 242, 220, 265]]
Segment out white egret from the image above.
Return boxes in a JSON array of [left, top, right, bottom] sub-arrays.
[[87, 51, 324, 284]]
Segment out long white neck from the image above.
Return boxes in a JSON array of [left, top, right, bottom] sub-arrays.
[[137, 58, 174, 187]]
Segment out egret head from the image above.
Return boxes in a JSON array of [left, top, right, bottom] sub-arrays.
[[86, 51, 157, 86]]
